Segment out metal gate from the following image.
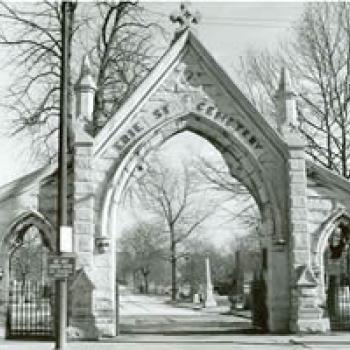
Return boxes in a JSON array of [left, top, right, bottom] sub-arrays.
[[250, 272, 268, 331], [325, 221, 350, 331], [7, 280, 55, 339]]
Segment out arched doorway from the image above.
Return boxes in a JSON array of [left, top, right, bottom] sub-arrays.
[[97, 107, 281, 332], [0, 212, 55, 339], [112, 131, 268, 334], [323, 218, 350, 330]]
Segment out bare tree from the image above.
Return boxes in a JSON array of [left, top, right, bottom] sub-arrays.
[[89, 2, 165, 135], [0, 1, 167, 163], [180, 237, 236, 298], [118, 221, 166, 294], [194, 156, 261, 233], [0, 1, 64, 162], [236, 2, 350, 178], [129, 159, 218, 301]]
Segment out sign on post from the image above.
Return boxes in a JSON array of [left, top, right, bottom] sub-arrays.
[[48, 254, 76, 280], [60, 225, 73, 253]]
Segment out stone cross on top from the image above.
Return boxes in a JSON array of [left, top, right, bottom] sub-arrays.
[[170, 2, 201, 42]]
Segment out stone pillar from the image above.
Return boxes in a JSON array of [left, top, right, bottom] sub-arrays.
[[204, 257, 217, 307], [69, 55, 97, 338], [91, 249, 116, 338], [72, 54, 96, 271], [92, 197, 116, 338], [70, 124, 96, 338], [275, 67, 329, 332], [73, 129, 94, 268], [287, 140, 328, 332]]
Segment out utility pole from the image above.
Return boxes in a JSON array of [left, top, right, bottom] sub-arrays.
[[56, 1, 71, 349]]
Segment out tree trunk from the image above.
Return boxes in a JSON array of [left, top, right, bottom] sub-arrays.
[[171, 237, 177, 301], [142, 271, 149, 294], [171, 254, 177, 301], [190, 257, 195, 298], [342, 124, 347, 177]]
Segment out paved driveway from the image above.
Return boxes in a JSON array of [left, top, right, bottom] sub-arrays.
[[120, 293, 201, 316], [119, 291, 252, 333], [2, 336, 350, 350]]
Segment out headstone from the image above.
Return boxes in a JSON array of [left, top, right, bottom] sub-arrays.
[[204, 257, 217, 308], [192, 293, 201, 310], [193, 293, 200, 304]]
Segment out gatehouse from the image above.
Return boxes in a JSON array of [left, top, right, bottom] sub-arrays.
[[0, 13, 350, 339]]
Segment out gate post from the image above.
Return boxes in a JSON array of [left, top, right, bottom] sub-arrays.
[[70, 55, 117, 339], [69, 56, 97, 339], [276, 68, 329, 333], [287, 142, 329, 332]]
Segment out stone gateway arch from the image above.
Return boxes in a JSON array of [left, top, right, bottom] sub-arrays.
[[1, 25, 350, 339]]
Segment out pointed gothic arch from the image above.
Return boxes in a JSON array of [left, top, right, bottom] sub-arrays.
[[313, 208, 350, 259], [1, 210, 55, 256], [97, 112, 281, 247], [312, 208, 350, 300], [0, 210, 55, 337], [0, 210, 55, 288]]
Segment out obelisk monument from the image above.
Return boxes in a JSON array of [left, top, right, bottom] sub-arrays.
[[204, 257, 217, 307]]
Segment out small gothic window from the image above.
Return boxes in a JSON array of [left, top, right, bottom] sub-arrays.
[[328, 221, 350, 260], [324, 219, 350, 331], [10, 226, 50, 284]]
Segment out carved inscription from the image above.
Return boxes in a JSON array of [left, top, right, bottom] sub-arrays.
[[114, 122, 145, 152], [112, 97, 263, 156], [195, 100, 264, 151], [113, 104, 173, 154], [153, 104, 170, 119]]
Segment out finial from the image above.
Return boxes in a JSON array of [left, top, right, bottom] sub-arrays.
[[82, 54, 92, 76], [75, 54, 96, 92], [275, 67, 299, 135], [276, 67, 295, 98], [75, 54, 96, 135], [170, 2, 201, 42]]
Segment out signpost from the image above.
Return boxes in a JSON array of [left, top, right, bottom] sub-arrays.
[[56, 2, 76, 349], [48, 254, 76, 280]]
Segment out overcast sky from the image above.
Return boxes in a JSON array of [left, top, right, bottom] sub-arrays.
[[0, 1, 304, 187]]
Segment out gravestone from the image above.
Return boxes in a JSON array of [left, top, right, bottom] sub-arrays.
[[204, 257, 217, 308]]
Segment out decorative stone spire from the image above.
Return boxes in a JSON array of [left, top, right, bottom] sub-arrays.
[[275, 67, 298, 135], [75, 54, 96, 127], [170, 2, 201, 43]]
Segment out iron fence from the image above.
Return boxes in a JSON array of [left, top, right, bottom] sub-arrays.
[[7, 280, 55, 339], [327, 275, 350, 331]]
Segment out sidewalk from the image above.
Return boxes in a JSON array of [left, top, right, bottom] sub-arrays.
[[3, 334, 350, 350]]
